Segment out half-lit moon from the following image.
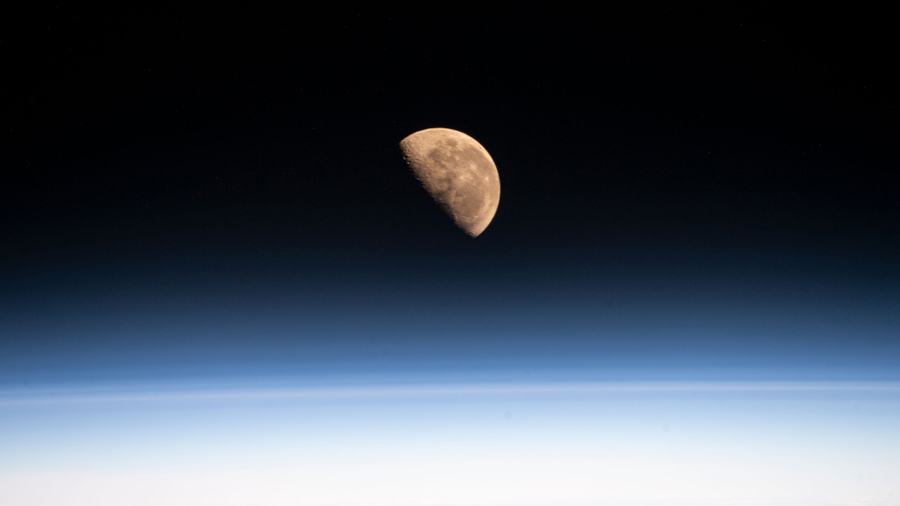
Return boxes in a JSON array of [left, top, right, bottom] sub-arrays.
[[399, 128, 500, 237]]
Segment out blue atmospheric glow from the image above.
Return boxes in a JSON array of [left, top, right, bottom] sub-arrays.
[[1, 379, 899, 505], [2, 252, 899, 505]]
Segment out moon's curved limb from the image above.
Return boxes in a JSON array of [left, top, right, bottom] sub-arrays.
[[400, 128, 500, 237]]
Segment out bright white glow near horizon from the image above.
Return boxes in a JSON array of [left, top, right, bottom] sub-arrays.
[[2, 380, 899, 506]]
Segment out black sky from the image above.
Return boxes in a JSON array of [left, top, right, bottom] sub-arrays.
[[1, 5, 898, 383], [3, 4, 896, 256]]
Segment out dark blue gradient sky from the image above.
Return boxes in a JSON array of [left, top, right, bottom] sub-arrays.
[[1, 3, 897, 385], [2, 240, 898, 386]]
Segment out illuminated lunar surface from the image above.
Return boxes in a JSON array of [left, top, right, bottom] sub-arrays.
[[400, 128, 500, 237]]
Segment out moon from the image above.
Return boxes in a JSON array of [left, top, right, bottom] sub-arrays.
[[399, 128, 500, 237]]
